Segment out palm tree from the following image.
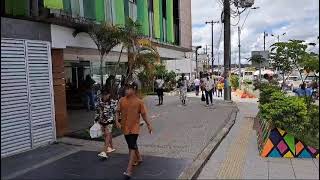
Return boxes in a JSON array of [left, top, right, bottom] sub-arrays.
[[73, 23, 122, 87], [119, 18, 160, 84]]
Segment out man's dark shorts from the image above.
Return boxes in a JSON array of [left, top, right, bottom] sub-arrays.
[[124, 134, 139, 150], [156, 88, 164, 96]]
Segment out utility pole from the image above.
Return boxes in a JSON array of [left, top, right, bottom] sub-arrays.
[[263, 31, 267, 51], [223, 0, 231, 101], [238, 26, 241, 88], [195, 46, 202, 78], [205, 21, 219, 74]]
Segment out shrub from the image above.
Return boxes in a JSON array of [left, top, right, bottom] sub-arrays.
[[258, 83, 319, 148], [243, 79, 253, 84], [230, 75, 239, 89], [260, 93, 309, 138], [259, 84, 282, 105]]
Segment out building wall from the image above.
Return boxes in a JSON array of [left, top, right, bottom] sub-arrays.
[[1, 17, 51, 41], [179, 0, 192, 50], [51, 24, 186, 60], [52, 49, 68, 137]]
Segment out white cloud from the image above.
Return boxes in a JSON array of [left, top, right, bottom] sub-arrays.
[[192, 0, 319, 64]]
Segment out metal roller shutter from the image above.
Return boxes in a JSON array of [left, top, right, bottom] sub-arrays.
[[1, 39, 31, 157], [1, 39, 56, 157], [26, 40, 56, 148]]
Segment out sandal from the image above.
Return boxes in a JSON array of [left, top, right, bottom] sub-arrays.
[[123, 172, 131, 179], [98, 152, 108, 158], [106, 147, 116, 153]]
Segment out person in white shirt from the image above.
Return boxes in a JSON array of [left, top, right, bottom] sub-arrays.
[[155, 76, 165, 105], [194, 77, 200, 96], [204, 74, 214, 106]]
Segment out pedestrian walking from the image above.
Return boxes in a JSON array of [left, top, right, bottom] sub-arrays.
[[115, 82, 153, 178], [95, 90, 117, 159], [84, 75, 95, 111], [155, 76, 165, 105], [194, 77, 200, 96], [204, 75, 214, 106], [178, 74, 188, 105], [200, 73, 207, 101], [214, 78, 219, 96], [217, 80, 224, 97]]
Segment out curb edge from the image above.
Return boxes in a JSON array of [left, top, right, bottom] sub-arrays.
[[178, 105, 239, 179]]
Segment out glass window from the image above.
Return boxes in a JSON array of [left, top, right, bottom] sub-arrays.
[[128, 0, 137, 21], [105, 0, 113, 24]]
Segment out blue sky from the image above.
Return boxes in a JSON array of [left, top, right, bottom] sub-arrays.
[[191, 0, 319, 64]]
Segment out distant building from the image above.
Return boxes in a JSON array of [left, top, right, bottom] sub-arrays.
[[251, 51, 270, 69]]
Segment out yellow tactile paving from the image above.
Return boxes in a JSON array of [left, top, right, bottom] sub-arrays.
[[216, 117, 254, 179]]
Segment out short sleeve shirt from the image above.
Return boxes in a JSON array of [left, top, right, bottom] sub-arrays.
[[95, 98, 118, 125], [194, 79, 200, 86], [117, 96, 147, 135], [205, 79, 214, 91], [155, 79, 164, 89]]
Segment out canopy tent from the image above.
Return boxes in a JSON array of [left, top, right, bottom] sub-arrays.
[[254, 70, 275, 76]]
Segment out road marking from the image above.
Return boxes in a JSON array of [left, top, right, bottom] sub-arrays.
[[216, 117, 253, 179]]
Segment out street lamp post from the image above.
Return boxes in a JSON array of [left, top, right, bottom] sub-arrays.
[[271, 32, 286, 43], [195, 46, 202, 78], [205, 20, 219, 74]]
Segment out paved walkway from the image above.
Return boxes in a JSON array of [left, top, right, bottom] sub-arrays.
[[197, 99, 319, 179], [2, 95, 237, 179]]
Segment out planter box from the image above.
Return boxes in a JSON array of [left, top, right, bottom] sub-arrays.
[[255, 116, 319, 158]]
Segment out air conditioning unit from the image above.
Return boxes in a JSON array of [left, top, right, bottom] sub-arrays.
[[234, 0, 255, 8]]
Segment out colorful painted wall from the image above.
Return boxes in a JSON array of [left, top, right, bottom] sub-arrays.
[[256, 117, 319, 158], [36, 0, 176, 44]]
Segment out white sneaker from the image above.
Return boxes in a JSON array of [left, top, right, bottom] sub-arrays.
[[98, 152, 108, 158], [107, 147, 116, 153]]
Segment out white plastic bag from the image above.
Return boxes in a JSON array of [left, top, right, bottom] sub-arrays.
[[90, 122, 102, 138]]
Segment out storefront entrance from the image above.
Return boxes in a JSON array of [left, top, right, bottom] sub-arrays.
[[64, 60, 91, 110], [63, 59, 127, 134]]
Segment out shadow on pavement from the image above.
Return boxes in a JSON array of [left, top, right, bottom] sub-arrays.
[[13, 151, 191, 180]]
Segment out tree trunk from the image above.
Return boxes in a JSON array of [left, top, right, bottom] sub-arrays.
[[100, 55, 104, 89], [258, 61, 261, 82]]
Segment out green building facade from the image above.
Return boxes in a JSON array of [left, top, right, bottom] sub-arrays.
[[4, 0, 179, 45]]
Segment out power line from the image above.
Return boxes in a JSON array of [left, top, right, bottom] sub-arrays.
[[240, 8, 251, 30]]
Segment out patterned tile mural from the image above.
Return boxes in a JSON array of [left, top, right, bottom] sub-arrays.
[[255, 117, 319, 158]]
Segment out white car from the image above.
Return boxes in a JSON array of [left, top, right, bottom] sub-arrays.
[[278, 76, 301, 91]]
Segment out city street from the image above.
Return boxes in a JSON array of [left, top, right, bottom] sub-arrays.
[[2, 96, 237, 179], [1, 0, 318, 179]]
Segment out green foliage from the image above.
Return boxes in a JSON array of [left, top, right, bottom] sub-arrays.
[[248, 54, 266, 64], [164, 71, 177, 91], [230, 75, 239, 89], [301, 52, 319, 73], [259, 84, 319, 148], [259, 84, 282, 105], [260, 93, 309, 139], [154, 64, 167, 78]]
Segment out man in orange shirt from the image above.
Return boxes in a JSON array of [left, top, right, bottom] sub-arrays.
[[116, 82, 153, 178]]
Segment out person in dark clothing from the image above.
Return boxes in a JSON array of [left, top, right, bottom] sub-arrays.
[[84, 75, 95, 111], [118, 78, 126, 100], [155, 76, 165, 105], [104, 75, 117, 99]]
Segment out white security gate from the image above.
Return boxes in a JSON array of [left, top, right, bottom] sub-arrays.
[[1, 38, 56, 157]]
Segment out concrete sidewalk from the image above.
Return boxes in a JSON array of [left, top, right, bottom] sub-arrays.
[[197, 100, 319, 179]]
